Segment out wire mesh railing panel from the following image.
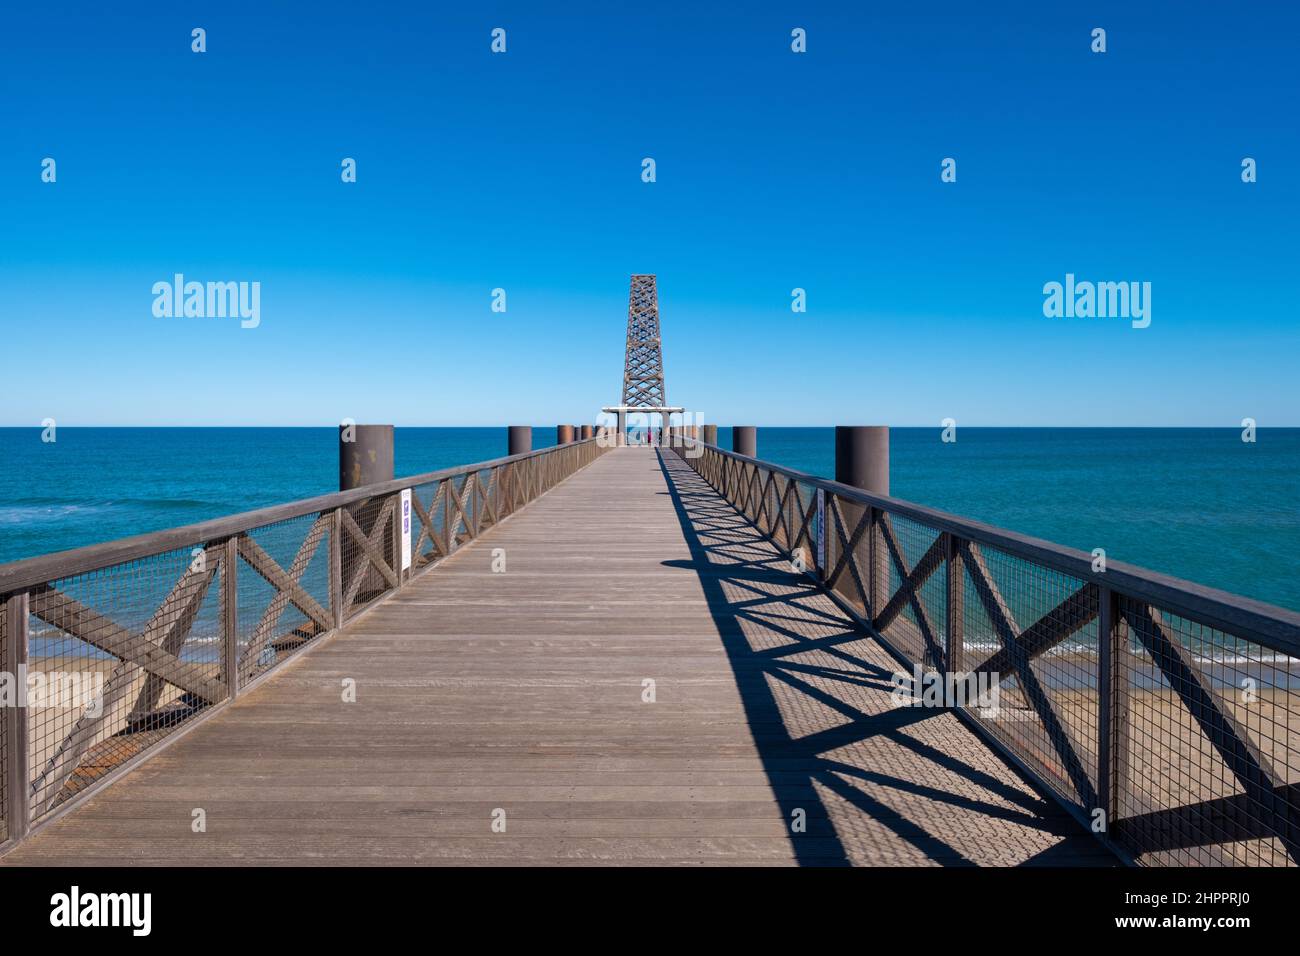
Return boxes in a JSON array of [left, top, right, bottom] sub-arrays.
[[825, 497, 870, 621], [339, 494, 398, 620], [409, 478, 447, 571], [764, 473, 784, 549], [445, 475, 471, 550], [1114, 597, 1300, 866], [740, 463, 759, 523], [774, 474, 790, 551], [872, 511, 948, 672], [791, 480, 818, 571], [957, 564, 999, 674], [477, 467, 498, 534], [782, 479, 801, 558], [751, 467, 769, 536], [764, 473, 783, 544], [236, 512, 334, 688], [25, 547, 226, 821], [956, 541, 1100, 811]]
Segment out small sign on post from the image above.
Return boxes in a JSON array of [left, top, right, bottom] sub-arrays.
[[400, 489, 412, 571], [815, 488, 825, 572]]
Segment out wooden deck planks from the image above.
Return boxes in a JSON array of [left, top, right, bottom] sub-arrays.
[[1, 447, 1114, 866]]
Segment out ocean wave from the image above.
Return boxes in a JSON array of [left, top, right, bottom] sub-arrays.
[[8, 495, 216, 510], [0, 497, 220, 529], [0, 503, 103, 525]]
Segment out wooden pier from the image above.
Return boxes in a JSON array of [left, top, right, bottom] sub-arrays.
[[3, 429, 1299, 868], [0, 448, 1113, 866]]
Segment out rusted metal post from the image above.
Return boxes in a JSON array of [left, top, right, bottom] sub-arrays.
[[732, 426, 756, 458], [339, 424, 394, 491], [834, 427, 889, 623], [581, 425, 593, 440], [506, 425, 529, 522], [834, 426, 890, 497], [703, 424, 718, 446], [556, 424, 574, 445], [508, 426, 532, 456]]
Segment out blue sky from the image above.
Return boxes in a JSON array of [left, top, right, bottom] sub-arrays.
[[2, 1, 1296, 426]]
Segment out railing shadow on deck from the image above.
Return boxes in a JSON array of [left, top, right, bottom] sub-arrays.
[[667, 438, 1300, 869], [655, 450, 1115, 867]]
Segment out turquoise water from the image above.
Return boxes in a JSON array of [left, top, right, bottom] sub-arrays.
[[0, 427, 556, 564], [723, 427, 1300, 613], [1, 427, 1296, 611]]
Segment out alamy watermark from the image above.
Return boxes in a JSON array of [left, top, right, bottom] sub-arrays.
[[50, 886, 151, 936], [891, 664, 1000, 716], [598, 411, 706, 456], [1, 666, 106, 716], [152, 274, 260, 329], [1043, 273, 1150, 329]]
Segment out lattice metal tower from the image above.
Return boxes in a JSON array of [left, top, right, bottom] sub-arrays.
[[621, 275, 667, 408]]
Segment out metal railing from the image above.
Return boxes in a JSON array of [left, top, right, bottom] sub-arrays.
[[0, 436, 609, 850], [675, 440, 1300, 867]]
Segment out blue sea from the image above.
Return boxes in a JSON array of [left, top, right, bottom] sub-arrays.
[[0, 427, 1296, 612]]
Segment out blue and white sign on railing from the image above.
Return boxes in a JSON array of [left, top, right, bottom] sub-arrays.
[[400, 489, 412, 571]]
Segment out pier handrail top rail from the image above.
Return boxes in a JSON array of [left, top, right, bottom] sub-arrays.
[[693, 441, 1300, 652], [0, 436, 601, 595]]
